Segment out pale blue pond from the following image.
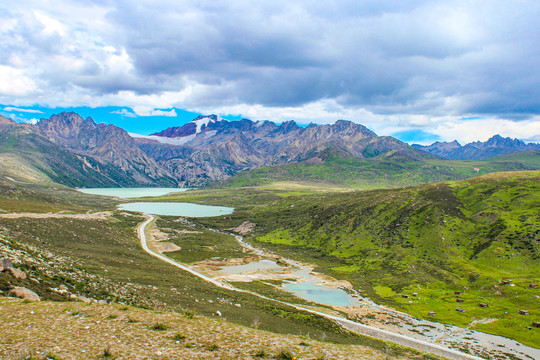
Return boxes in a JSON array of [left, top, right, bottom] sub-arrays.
[[78, 187, 188, 198], [282, 281, 357, 306], [117, 202, 234, 217], [219, 259, 281, 274]]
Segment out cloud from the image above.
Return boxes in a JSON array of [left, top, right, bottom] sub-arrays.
[[0, 0, 539, 139], [3, 106, 43, 113], [111, 108, 136, 117], [131, 107, 178, 117], [20, 118, 39, 125]]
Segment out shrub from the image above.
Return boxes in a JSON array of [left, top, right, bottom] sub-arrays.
[[151, 323, 168, 331], [275, 349, 294, 360]]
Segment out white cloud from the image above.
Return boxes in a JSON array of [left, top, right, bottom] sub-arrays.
[[430, 117, 540, 144], [111, 108, 136, 117], [3, 107, 43, 113], [132, 106, 178, 117], [0, 66, 38, 97]]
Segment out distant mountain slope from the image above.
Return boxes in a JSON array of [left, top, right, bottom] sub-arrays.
[[36, 112, 177, 186], [0, 121, 151, 187], [135, 115, 430, 186], [213, 147, 540, 189], [413, 135, 540, 160]]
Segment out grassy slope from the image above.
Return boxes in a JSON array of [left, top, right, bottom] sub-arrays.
[[0, 297, 394, 360], [214, 149, 540, 190], [0, 179, 116, 214], [178, 171, 539, 347]]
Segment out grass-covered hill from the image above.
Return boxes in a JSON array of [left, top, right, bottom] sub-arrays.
[[187, 171, 539, 347], [213, 148, 540, 189]]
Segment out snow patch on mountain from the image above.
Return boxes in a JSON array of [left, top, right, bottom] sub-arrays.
[[129, 133, 196, 145], [193, 115, 224, 134]]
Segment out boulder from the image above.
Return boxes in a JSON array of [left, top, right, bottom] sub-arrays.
[[1, 258, 13, 269], [6, 267, 27, 280], [10, 286, 40, 301], [77, 295, 92, 303]]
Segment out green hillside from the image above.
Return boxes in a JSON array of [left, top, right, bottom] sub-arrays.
[[189, 171, 540, 347], [213, 148, 540, 189]]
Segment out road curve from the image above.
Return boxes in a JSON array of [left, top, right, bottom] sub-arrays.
[[137, 214, 483, 360], [137, 214, 236, 290]]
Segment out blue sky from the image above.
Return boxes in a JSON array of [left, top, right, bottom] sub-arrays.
[[0, 105, 244, 135], [1, 1, 539, 144]]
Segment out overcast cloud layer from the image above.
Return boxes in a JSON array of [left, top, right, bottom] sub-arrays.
[[1, 0, 539, 143]]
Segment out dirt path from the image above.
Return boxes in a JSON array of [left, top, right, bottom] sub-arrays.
[[0, 211, 112, 220]]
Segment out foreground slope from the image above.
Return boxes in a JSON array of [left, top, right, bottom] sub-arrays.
[[0, 298, 394, 360]]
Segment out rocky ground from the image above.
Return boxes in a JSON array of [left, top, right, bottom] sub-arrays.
[[0, 297, 402, 360]]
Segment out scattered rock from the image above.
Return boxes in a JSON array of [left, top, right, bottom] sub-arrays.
[[454, 291, 462, 295], [59, 284, 68, 291], [5, 267, 27, 280], [518, 310, 529, 315], [530, 284, 538, 289], [77, 295, 92, 303], [401, 294, 409, 299], [1, 258, 13, 270], [456, 308, 465, 313], [428, 311, 436, 316], [234, 303, 242, 308], [456, 298, 464, 303], [215, 310, 222, 317], [479, 303, 489, 308], [10, 286, 40, 301], [98, 300, 107, 304], [532, 322, 540, 328]]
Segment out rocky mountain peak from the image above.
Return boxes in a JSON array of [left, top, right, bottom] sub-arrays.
[[332, 120, 376, 138], [193, 114, 222, 122], [484, 134, 524, 147], [0, 115, 16, 129], [415, 134, 540, 160]]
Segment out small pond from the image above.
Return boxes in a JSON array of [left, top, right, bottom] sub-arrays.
[[78, 187, 188, 198], [219, 259, 282, 274], [117, 202, 234, 217], [282, 281, 357, 306]]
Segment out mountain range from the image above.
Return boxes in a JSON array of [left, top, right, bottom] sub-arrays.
[[1, 111, 539, 187], [413, 136, 540, 160]]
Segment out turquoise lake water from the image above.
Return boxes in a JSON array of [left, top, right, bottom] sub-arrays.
[[219, 259, 282, 274], [78, 187, 188, 198], [282, 281, 357, 306], [118, 202, 234, 217]]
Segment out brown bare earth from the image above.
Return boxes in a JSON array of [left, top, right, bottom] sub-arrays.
[[0, 297, 398, 360]]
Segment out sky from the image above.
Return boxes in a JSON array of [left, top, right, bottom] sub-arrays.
[[1, 1, 540, 144]]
